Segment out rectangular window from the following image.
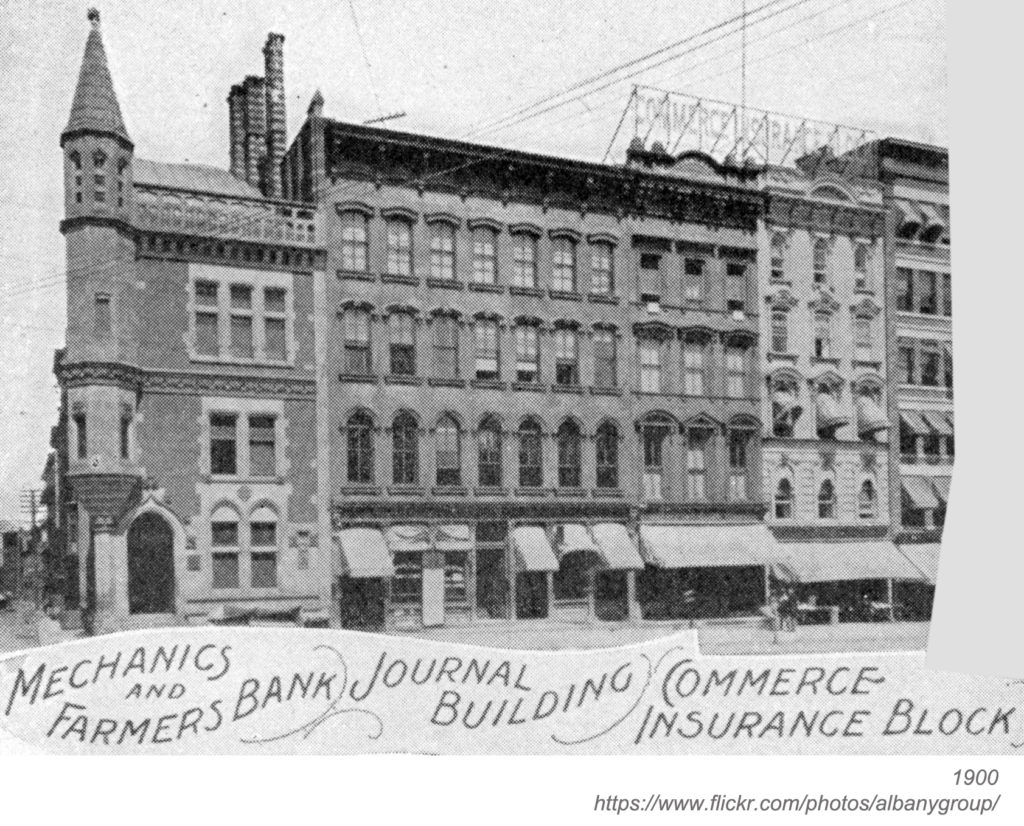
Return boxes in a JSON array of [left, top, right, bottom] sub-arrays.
[[386, 219, 412, 276], [552, 237, 577, 292], [683, 258, 705, 302], [515, 325, 540, 383], [593, 329, 617, 388], [472, 228, 497, 285], [94, 294, 111, 337], [814, 312, 831, 359], [683, 338, 705, 396], [554, 328, 579, 386], [343, 309, 371, 374], [898, 341, 916, 385], [474, 320, 499, 380], [211, 553, 239, 589], [686, 429, 710, 501], [389, 313, 416, 376], [230, 285, 254, 359], [263, 287, 287, 362], [896, 268, 914, 312], [210, 413, 238, 476], [725, 262, 747, 313], [596, 428, 619, 489], [74, 412, 87, 460], [728, 430, 749, 500], [639, 340, 661, 393], [119, 410, 131, 460], [433, 316, 460, 378], [250, 553, 277, 588], [726, 347, 746, 398], [854, 317, 873, 362], [436, 427, 461, 487], [430, 222, 456, 281], [591, 242, 614, 294], [771, 309, 788, 353], [854, 245, 869, 290], [340, 211, 369, 273], [249, 415, 276, 477], [917, 271, 938, 315], [921, 342, 940, 386], [512, 233, 537, 288], [195, 280, 219, 356], [941, 273, 952, 317], [639, 252, 663, 301]]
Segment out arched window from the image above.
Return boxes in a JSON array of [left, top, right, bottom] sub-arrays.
[[436, 415, 461, 487], [392, 412, 419, 485], [770, 233, 786, 281], [813, 238, 830, 286], [774, 478, 794, 520], [557, 420, 582, 489], [859, 478, 877, 520], [346, 411, 374, 484], [818, 478, 837, 519], [210, 504, 241, 589], [478, 417, 502, 488], [518, 419, 543, 488], [595, 421, 619, 489]]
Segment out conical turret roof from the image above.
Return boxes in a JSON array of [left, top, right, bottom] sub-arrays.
[[62, 10, 131, 146]]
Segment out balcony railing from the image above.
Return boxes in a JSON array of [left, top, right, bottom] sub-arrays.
[[134, 186, 318, 247]]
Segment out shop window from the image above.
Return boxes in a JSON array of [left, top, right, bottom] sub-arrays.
[[386, 217, 413, 277], [557, 420, 582, 488], [389, 312, 416, 376], [445, 552, 469, 604], [392, 412, 419, 485], [518, 419, 543, 488], [435, 415, 462, 487], [477, 417, 502, 488], [554, 328, 579, 386], [346, 411, 374, 484], [340, 210, 369, 273], [595, 421, 619, 489], [512, 232, 538, 288], [430, 222, 456, 281], [474, 319, 499, 380], [392, 552, 422, 605]]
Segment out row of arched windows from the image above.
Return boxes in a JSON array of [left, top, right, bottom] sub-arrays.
[[773, 475, 878, 521], [344, 411, 621, 491]]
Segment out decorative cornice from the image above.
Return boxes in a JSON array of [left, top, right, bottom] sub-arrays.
[[57, 361, 316, 398]]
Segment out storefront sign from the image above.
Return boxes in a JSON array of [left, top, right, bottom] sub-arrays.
[[1, 628, 1020, 754]]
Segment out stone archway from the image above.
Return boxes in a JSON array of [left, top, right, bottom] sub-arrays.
[[127, 512, 176, 614]]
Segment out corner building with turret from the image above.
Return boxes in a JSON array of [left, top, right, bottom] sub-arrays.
[[54, 13, 930, 634]]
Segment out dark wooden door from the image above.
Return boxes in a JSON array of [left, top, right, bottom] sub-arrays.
[[127, 513, 175, 614]]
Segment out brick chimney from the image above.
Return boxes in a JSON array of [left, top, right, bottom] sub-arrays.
[[227, 84, 246, 180], [242, 74, 266, 190], [263, 32, 286, 198]]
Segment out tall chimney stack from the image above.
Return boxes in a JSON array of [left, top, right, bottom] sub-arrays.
[[227, 84, 246, 180], [263, 32, 286, 198], [242, 75, 266, 190]]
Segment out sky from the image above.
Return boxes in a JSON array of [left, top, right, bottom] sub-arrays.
[[0, 0, 947, 523]]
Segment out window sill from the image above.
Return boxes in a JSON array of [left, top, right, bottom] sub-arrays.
[[592, 488, 624, 498], [853, 359, 882, 371], [380, 273, 419, 286], [190, 354, 295, 369], [509, 286, 543, 298], [339, 373, 379, 384], [340, 485, 381, 496], [552, 383, 584, 394], [511, 381, 545, 393], [468, 282, 504, 294], [809, 357, 840, 368], [388, 485, 425, 497], [515, 487, 549, 498], [384, 374, 422, 386], [427, 377, 466, 388], [471, 378, 507, 390], [432, 486, 468, 497], [589, 386, 623, 397], [206, 474, 285, 484], [426, 277, 464, 291], [474, 486, 509, 497], [338, 269, 374, 282], [853, 286, 876, 297], [548, 289, 583, 302], [587, 293, 619, 305], [767, 351, 799, 364], [554, 487, 586, 498]]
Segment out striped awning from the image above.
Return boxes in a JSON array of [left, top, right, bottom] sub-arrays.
[[921, 411, 953, 436], [554, 524, 600, 557], [336, 528, 394, 578], [900, 410, 930, 435], [773, 390, 803, 419], [902, 477, 940, 509], [899, 544, 941, 585], [435, 524, 472, 551], [512, 526, 559, 572], [771, 541, 925, 583], [591, 523, 645, 570], [639, 524, 777, 569], [932, 476, 952, 503], [894, 199, 926, 235]]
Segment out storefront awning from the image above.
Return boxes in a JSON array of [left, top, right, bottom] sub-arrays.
[[771, 541, 925, 583], [816, 394, 849, 429], [336, 528, 393, 578], [902, 477, 940, 509], [435, 524, 472, 551], [639, 524, 776, 569], [772, 391, 803, 419], [512, 526, 559, 572], [385, 524, 431, 552], [591, 523, 645, 570], [899, 544, 941, 585], [932, 476, 952, 503], [554, 524, 600, 557], [900, 410, 930, 435], [857, 397, 889, 434], [921, 411, 953, 436], [893, 199, 926, 235]]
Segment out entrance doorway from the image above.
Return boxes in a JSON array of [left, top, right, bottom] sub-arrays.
[[127, 512, 176, 614]]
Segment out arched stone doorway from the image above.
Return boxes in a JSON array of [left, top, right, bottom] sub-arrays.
[[127, 512, 176, 614]]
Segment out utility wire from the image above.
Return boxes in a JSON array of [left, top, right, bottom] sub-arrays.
[[347, 0, 384, 118]]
